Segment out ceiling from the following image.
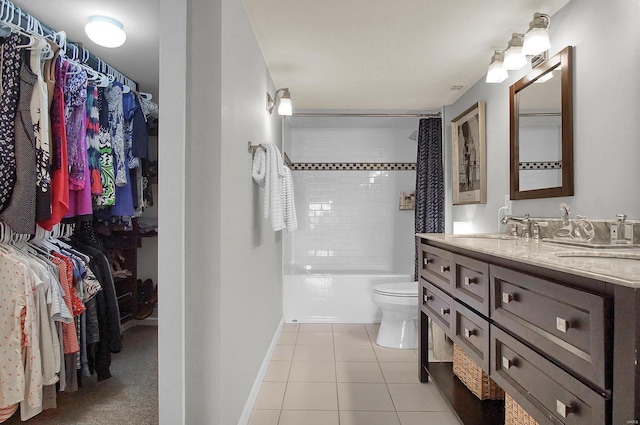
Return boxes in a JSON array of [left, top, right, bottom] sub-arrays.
[[11, 0, 570, 111]]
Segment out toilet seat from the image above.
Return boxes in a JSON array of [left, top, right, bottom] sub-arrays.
[[373, 282, 418, 297]]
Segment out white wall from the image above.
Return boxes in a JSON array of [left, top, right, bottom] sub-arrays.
[[159, 0, 283, 423], [445, 0, 640, 233]]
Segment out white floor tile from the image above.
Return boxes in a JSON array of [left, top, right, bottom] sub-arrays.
[[365, 323, 380, 336], [333, 332, 372, 346], [272, 345, 295, 361], [278, 332, 298, 345], [340, 411, 401, 425], [379, 362, 420, 384], [289, 361, 336, 382], [335, 362, 384, 383], [397, 411, 461, 425], [248, 409, 280, 425], [278, 410, 339, 425], [282, 382, 338, 410], [293, 344, 335, 362], [283, 323, 300, 332], [387, 383, 451, 412], [253, 382, 287, 410], [335, 345, 377, 362], [299, 323, 333, 333], [337, 383, 395, 411], [296, 332, 334, 345], [333, 324, 367, 333], [264, 361, 292, 382], [373, 345, 418, 362]]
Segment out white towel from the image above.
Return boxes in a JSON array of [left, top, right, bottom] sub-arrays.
[[251, 142, 286, 231], [282, 165, 297, 232]]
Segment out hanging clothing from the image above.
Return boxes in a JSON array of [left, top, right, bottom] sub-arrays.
[[0, 34, 23, 214], [32, 38, 52, 223], [64, 62, 88, 190], [38, 57, 70, 231], [86, 83, 103, 195], [106, 84, 126, 187], [93, 87, 116, 207], [0, 48, 38, 234]]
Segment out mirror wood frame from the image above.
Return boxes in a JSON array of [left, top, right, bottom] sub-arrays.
[[510, 45, 574, 200]]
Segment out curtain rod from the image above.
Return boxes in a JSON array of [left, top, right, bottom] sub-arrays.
[[291, 112, 441, 118], [6, 1, 138, 90]]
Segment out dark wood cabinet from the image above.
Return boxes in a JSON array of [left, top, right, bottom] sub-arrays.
[[417, 237, 635, 425], [102, 226, 140, 325]]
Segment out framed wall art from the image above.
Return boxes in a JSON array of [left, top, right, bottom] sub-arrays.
[[451, 101, 486, 205]]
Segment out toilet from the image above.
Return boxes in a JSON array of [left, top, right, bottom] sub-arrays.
[[371, 281, 419, 349]]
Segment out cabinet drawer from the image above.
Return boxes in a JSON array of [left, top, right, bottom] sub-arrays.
[[421, 281, 453, 337], [491, 326, 608, 425], [490, 265, 611, 390], [453, 301, 490, 373], [453, 254, 489, 316], [420, 244, 452, 293]]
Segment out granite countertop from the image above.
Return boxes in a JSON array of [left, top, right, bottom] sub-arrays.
[[417, 233, 640, 288]]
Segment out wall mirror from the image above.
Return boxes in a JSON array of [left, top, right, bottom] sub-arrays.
[[510, 45, 573, 200]]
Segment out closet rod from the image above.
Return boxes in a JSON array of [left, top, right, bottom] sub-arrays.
[[291, 112, 441, 118], [5, 1, 138, 90]]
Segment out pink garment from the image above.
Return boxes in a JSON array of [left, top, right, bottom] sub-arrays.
[[65, 109, 92, 217]]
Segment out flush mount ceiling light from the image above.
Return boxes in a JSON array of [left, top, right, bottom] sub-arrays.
[[503, 33, 527, 71], [85, 16, 126, 48], [266, 88, 293, 116], [522, 13, 551, 56], [485, 50, 508, 84]]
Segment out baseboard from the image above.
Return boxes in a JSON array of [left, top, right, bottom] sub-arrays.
[[236, 317, 284, 425]]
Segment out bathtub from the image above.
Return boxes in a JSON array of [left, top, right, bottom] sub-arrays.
[[283, 270, 413, 323]]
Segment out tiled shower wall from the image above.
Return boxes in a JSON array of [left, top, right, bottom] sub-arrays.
[[283, 117, 419, 274]]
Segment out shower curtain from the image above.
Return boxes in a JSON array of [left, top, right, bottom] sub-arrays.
[[414, 117, 444, 280]]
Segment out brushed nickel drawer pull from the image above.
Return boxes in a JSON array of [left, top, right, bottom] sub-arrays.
[[502, 356, 513, 370], [464, 276, 475, 285], [423, 257, 431, 266], [556, 400, 572, 418], [464, 328, 475, 338], [556, 317, 571, 333], [440, 308, 450, 316], [424, 295, 433, 303], [502, 292, 514, 304], [440, 265, 450, 273]]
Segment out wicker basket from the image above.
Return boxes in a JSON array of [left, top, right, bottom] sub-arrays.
[[505, 393, 540, 425], [452, 344, 505, 400]]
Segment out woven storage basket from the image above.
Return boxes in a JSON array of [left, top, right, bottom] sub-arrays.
[[505, 393, 540, 425], [452, 344, 505, 400]]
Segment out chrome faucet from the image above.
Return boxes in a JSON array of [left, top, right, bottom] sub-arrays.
[[501, 214, 532, 238], [553, 203, 595, 241]]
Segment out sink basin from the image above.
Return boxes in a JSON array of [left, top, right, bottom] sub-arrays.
[[554, 251, 640, 260], [451, 234, 518, 241], [542, 238, 640, 249]]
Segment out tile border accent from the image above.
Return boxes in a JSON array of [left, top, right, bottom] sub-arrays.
[[291, 162, 416, 171], [518, 161, 562, 170]]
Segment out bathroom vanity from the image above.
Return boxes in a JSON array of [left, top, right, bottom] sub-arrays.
[[417, 233, 639, 425]]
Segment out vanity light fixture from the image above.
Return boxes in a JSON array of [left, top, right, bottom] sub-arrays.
[[522, 13, 551, 56], [503, 33, 527, 71], [85, 16, 126, 48], [266, 88, 293, 116], [485, 50, 508, 84]]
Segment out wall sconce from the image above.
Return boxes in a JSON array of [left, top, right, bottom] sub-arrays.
[[485, 50, 508, 83], [503, 33, 527, 71], [522, 13, 551, 56], [266, 88, 293, 116]]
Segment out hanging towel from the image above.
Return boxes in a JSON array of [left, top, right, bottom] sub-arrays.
[[282, 165, 298, 232], [252, 142, 285, 231]]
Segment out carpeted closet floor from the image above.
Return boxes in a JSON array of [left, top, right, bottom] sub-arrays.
[[5, 325, 159, 425]]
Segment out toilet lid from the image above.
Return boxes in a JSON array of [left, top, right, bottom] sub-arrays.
[[373, 282, 418, 297]]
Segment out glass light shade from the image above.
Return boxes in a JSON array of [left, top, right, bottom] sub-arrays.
[[277, 96, 292, 116], [85, 16, 126, 48], [522, 27, 550, 56], [504, 46, 527, 71], [486, 61, 508, 83]]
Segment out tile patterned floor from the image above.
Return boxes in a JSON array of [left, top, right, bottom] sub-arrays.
[[248, 323, 461, 425]]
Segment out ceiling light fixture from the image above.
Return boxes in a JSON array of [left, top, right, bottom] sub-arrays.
[[85, 16, 127, 48], [485, 50, 508, 84], [266, 88, 293, 116], [503, 33, 527, 71], [522, 13, 551, 56]]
